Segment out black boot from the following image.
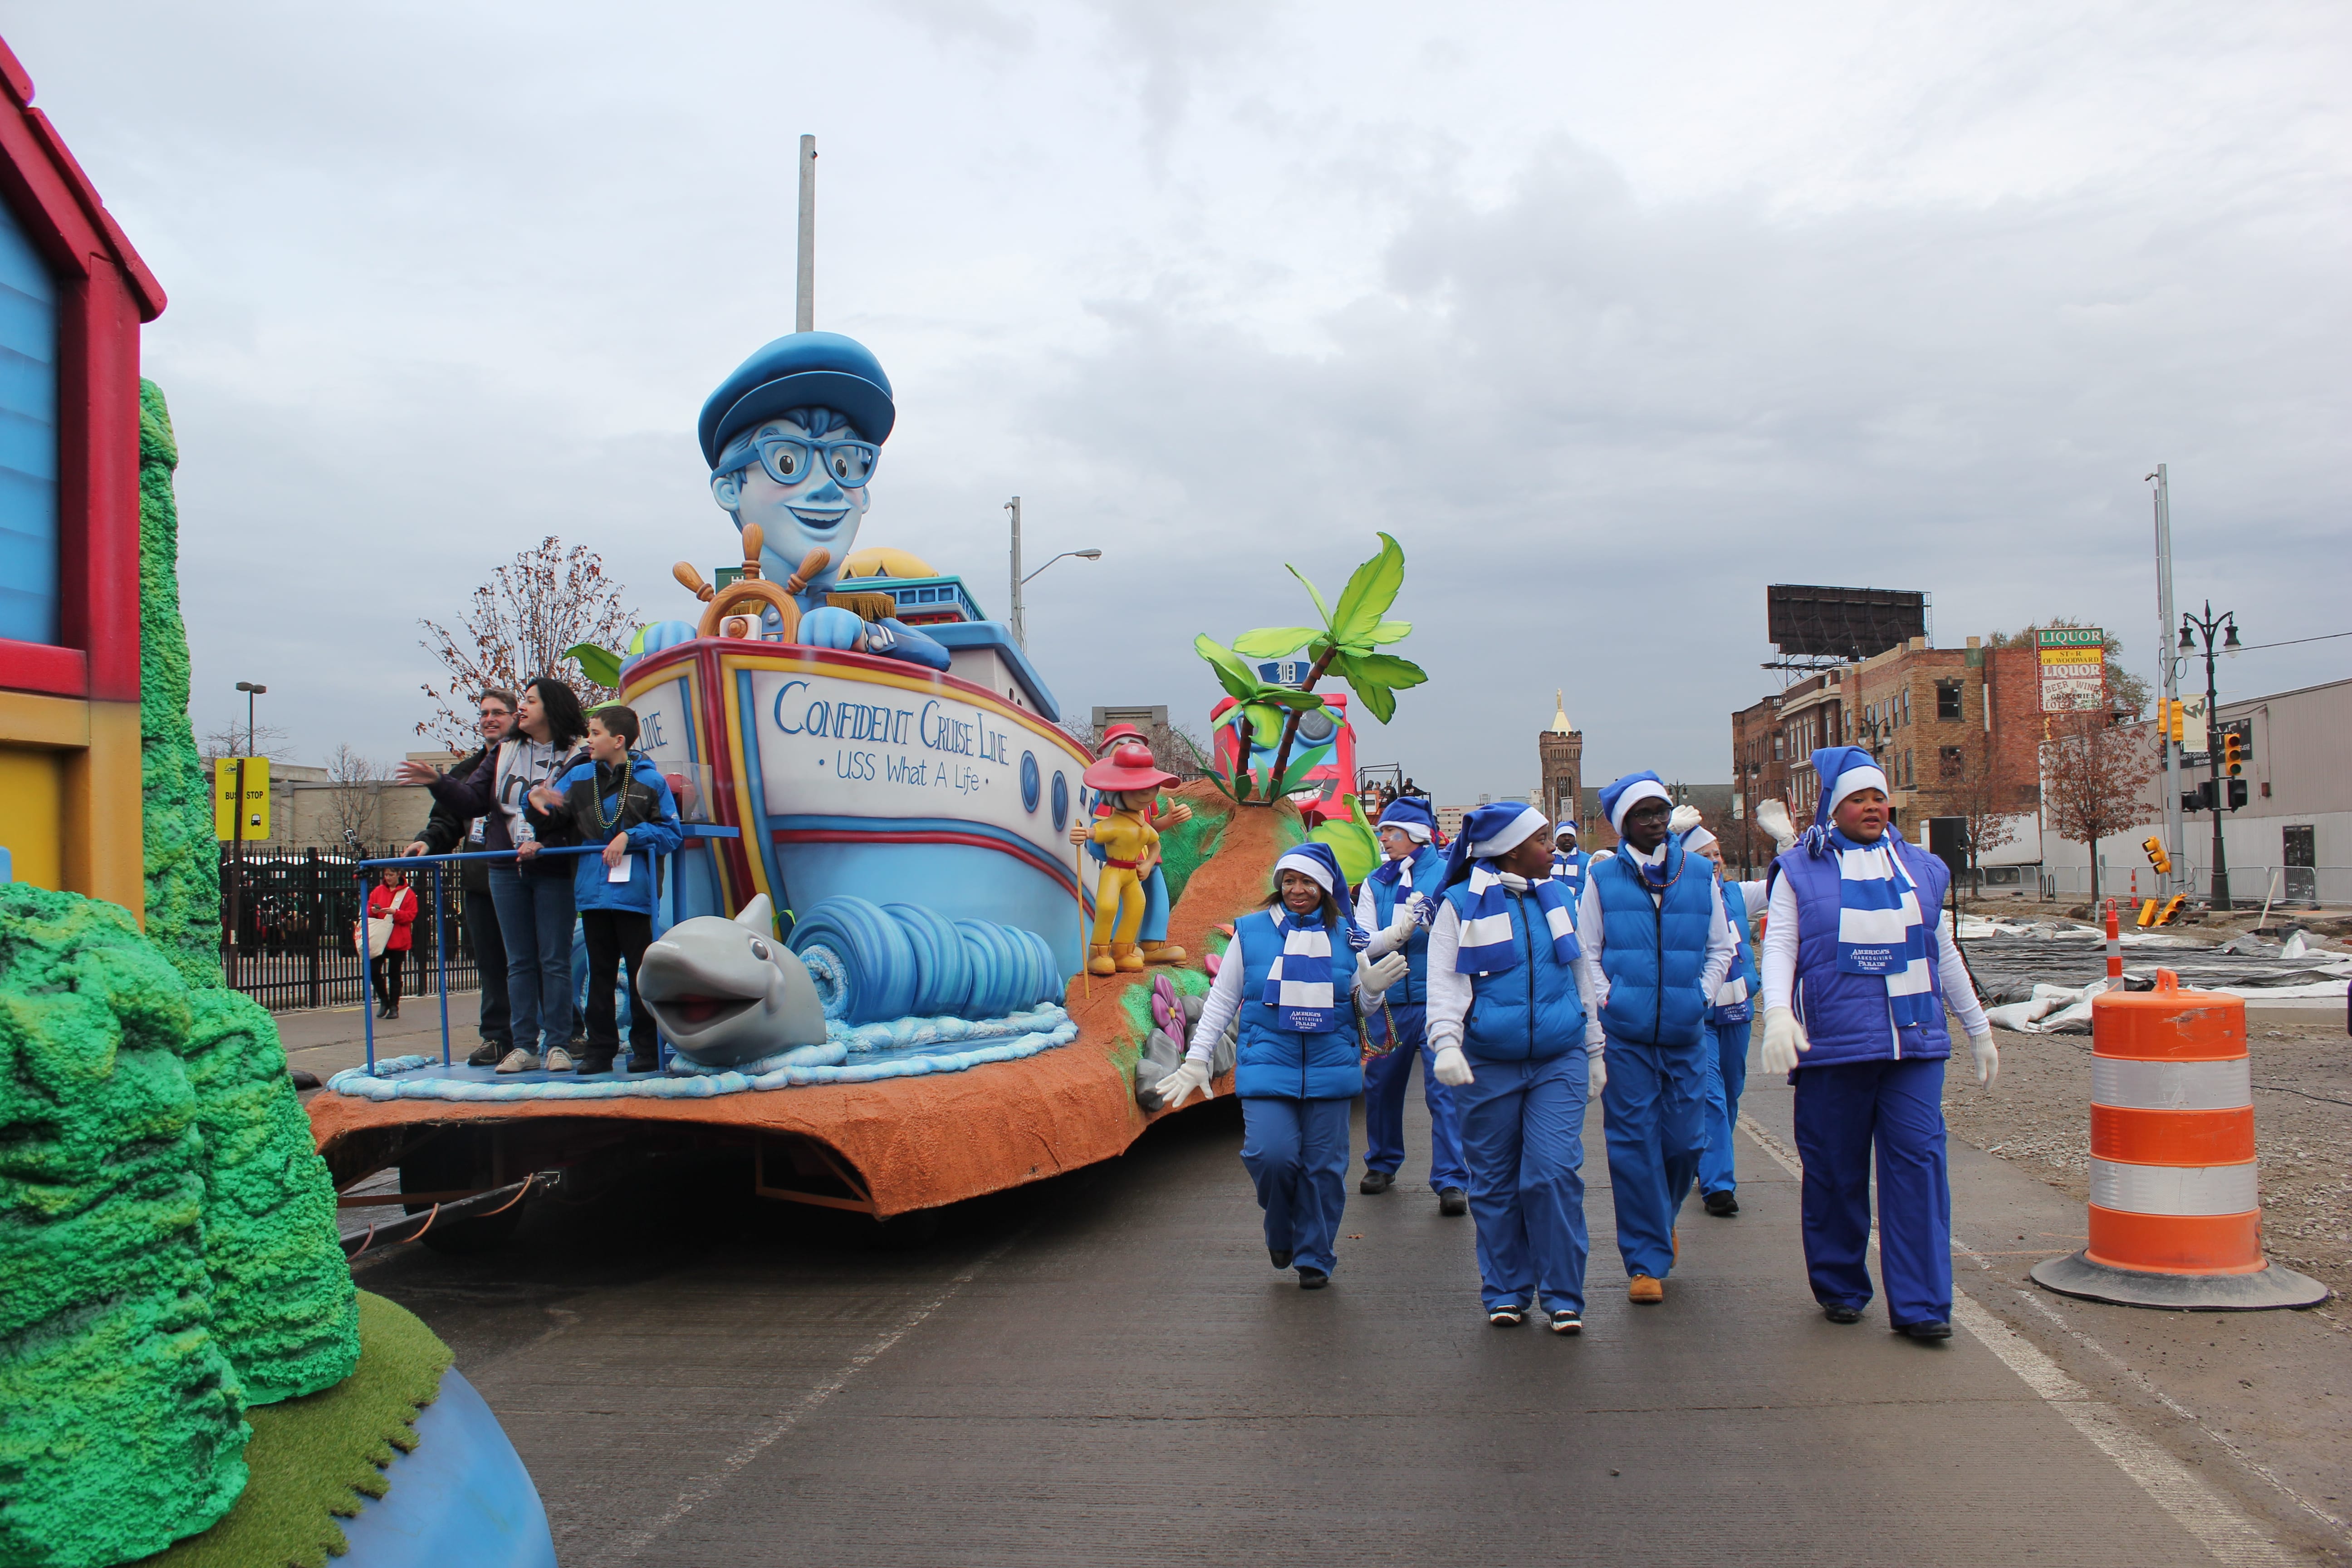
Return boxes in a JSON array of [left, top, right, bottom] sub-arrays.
[[1269, 1248, 1293, 1269], [1297, 1268, 1329, 1290], [1360, 1169, 1395, 1195], [1703, 1189, 1739, 1217], [1898, 1318, 1953, 1341], [1438, 1187, 1468, 1217]]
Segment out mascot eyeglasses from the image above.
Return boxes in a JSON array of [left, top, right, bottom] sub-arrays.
[[748, 433, 880, 488]]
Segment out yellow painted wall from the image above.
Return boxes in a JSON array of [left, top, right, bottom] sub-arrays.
[[0, 742, 65, 891]]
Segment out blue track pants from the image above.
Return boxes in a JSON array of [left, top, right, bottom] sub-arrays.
[[1360, 1003, 1470, 1190], [1793, 1057, 1954, 1327], [1454, 1052, 1591, 1314], [1697, 1017, 1751, 1197], [1239, 1095, 1353, 1275], [1602, 1034, 1710, 1279]]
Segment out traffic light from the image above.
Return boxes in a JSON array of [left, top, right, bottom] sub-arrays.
[[2223, 730, 2244, 777], [2228, 778, 2248, 811], [2141, 835, 2172, 876], [2167, 700, 2186, 743]]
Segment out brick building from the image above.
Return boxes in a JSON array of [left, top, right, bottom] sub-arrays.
[[1730, 635, 2048, 877]]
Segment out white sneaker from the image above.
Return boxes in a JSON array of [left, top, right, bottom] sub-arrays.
[[1548, 1310, 1583, 1335], [495, 1048, 541, 1074], [543, 1045, 574, 1073]]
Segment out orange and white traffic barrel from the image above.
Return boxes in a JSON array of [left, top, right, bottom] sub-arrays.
[[2031, 969, 2328, 1309]]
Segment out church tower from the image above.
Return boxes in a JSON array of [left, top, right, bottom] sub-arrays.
[[1537, 691, 1582, 835]]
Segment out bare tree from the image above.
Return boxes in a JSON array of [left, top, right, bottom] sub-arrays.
[[2041, 710, 2160, 906], [1950, 739, 2023, 904], [325, 744, 386, 848], [416, 536, 637, 749], [200, 720, 291, 761]]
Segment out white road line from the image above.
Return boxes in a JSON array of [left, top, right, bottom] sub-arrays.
[[595, 1230, 1024, 1565], [1737, 1115, 2306, 1568]]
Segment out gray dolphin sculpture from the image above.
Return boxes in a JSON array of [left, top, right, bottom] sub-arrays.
[[637, 895, 829, 1067]]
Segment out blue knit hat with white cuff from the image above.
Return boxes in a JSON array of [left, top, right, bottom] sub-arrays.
[[1273, 842, 1347, 898], [1809, 745, 1889, 831], [1598, 771, 1672, 834], [1376, 796, 1438, 843], [1441, 802, 1547, 888]]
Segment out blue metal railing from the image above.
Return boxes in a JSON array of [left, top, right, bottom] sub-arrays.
[[349, 824, 739, 1073]]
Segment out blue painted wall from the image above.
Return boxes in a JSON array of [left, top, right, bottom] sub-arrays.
[[0, 192, 57, 647]]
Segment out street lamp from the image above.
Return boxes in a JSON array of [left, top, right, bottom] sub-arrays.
[[1003, 495, 1101, 649], [234, 681, 267, 756], [2178, 602, 2239, 910]]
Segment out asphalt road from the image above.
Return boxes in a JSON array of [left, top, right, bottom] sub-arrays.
[[353, 1059, 2346, 1567]]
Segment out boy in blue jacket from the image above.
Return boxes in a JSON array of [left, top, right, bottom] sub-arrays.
[[531, 705, 683, 1073]]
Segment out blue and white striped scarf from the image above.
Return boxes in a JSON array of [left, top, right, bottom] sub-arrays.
[[1454, 862, 1581, 975], [1820, 826, 1937, 1027], [1260, 910, 1356, 1032]]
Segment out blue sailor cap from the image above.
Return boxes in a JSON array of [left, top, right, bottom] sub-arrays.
[[697, 331, 897, 469]]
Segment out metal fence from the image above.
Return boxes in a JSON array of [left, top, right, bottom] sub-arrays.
[[2030, 863, 2350, 908], [219, 846, 485, 1012]]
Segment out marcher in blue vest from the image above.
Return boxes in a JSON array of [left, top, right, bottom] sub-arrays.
[[1579, 773, 1736, 1304], [1550, 818, 1589, 905], [1760, 747, 1997, 1340], [1352, 796, 1471, 1214], [1426, 804, 1602, 1332], [1667, 808, 1765, 1217], [1158, 843, 1409, 1289]]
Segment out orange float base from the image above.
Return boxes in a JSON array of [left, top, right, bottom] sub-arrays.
[[310, 787, 1293, 1221]]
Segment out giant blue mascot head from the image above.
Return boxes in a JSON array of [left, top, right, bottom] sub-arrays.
[[699, 331, 896, 611]]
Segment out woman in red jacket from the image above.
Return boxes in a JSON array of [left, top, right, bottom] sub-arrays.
[[367, 866, 419, 1019]]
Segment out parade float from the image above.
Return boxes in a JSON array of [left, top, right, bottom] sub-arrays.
[[299, 321, 1298, 1235], [304, 331, 1427, 1240]]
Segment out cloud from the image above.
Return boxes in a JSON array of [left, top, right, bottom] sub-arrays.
[[9, 0, 2343, 808]]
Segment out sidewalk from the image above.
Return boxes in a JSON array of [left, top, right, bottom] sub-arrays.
[[278, 990, 484, 1085]]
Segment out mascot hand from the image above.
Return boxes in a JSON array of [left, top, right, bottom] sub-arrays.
[[1969, 1030, 2000, 1091], [1432, 1046, 1475, 1088], [1760, 1006, 1809, 1073], [1755, 799, 1796, 852], [1153, 1058, 1212, 1110], [796, 605, 869, 651], [620, 619, 698, 680]]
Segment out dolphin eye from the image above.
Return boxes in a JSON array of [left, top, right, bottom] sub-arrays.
[[749, 939, 771, 961]]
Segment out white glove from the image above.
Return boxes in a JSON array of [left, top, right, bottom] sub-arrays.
[[1432, 1045, 1475, 1087], [1668, 804, 1703, 838], [1384, 900, 1419, 947], [1969, 1029, 1999, 1091], [1759, 1006, 1809, 1074], [1755, 799, 1796, 852], [1152, 1058, 1212, 1109], [1361, 951, 1410, 999], [1587, 1050, 1607, 1098]]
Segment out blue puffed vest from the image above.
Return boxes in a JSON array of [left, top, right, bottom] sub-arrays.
[[1232, 909, 1365, 1100], [1366, 844, 1447, 1005], [1591, 842, 1713, 1047], [1710, 872, 1760, 1027], [1551, 846, 1588, 905], [1438, 882, 1588, 1063], [1770, 842, 1953, 1067]]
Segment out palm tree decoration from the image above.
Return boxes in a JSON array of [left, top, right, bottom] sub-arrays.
[[1193, 532, 1427, 807]]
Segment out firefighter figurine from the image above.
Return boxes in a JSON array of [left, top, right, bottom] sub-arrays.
[[1082, 742, 1181, 975]]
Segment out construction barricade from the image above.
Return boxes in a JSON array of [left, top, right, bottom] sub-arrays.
[[2031, 968, 2328, 1310]]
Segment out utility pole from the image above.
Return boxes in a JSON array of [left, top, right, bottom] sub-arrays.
[[796, 134, 816, 333], [1005, 496, 1023, 647], [2149, 466, 2182, 891], [236, 680, 266, 756]]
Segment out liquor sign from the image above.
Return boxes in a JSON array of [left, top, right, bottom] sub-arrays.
[[2036, 627, 2105, 712]]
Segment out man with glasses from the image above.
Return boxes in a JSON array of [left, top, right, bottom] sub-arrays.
[[696, 331, 951, 671], [406, 688, 519, 1066]]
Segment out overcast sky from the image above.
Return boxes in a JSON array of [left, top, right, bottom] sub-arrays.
[[14, 1, 2348, 800]]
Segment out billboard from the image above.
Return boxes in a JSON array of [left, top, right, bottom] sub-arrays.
[[1766, 584, 1928, 660], [2037, 627, 2105, 711]]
